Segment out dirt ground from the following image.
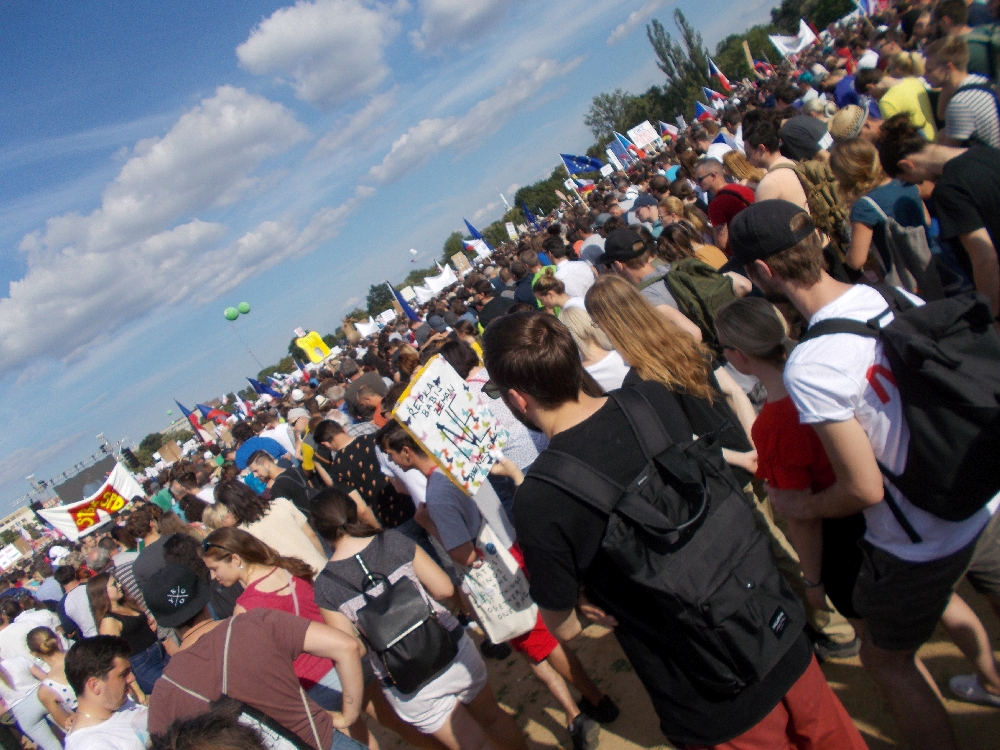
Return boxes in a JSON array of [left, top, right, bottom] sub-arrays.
[[369, 580, 1000, 749]]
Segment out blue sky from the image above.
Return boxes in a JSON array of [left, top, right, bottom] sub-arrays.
[[0, 0, 772, 513]]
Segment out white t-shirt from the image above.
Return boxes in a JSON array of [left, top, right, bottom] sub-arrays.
[[585, 351, 631, 392], [259, 425, 296, 456], [555, 260, 596, 299], [785, 284, 999, 562], [66, 700, 149, 750], [376, 446, 427, 507], [64, 584, 98, 638], [561, 297, 586, 311]]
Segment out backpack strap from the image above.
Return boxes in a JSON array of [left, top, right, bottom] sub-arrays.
[[528, 389, 708, 542], [859, 196, 888, 223], [789, 294, 925, 544]]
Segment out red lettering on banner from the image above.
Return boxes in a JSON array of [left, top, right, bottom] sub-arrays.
[[865, 364, 896, 404], [67, 483, 126, 531]]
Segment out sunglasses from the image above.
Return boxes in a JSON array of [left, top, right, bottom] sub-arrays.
[[482, 380, 500, 400], [201, 540, 231, 555]]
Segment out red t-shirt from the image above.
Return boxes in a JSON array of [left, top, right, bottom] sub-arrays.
[[237, 569, 332, 687], [751, 396, 835, 493]]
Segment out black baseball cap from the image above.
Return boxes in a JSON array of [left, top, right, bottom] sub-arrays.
[[140, 563, 212, 628], [719, 200, 816, 273], [601, 228, 647, 264]]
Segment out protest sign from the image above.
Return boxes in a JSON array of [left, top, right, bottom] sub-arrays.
[[295, 330, 331, 363], [399, 286, 417, 302], [505, 222, 518, 240], [392, 356, 508, 495], [377, 309, 397, 325], [769, 19, 817, 57], [627, 120, 659, 149], [451, 252, 472, 276], [599, 164, 614, 177], [0, 545, 22, 570], [38, 463, 143, 541], [563, 178, 576, 192]]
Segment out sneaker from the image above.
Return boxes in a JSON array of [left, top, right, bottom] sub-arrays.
[[949, 674, 1000, 708], [807, 628, 860, 662], [479, 639, 512, 661], [576, 695, 620, 724], [568, 714, 601, 750]]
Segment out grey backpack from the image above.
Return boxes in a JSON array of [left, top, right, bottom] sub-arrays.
[[858, 197, 944, 301]]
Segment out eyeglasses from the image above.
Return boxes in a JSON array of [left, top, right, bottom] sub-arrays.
[[482, 380, 500, 400], [696, 173, 718, 184]]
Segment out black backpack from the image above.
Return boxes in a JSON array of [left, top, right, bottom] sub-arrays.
[[321, 536, 458, 695], [799, 285, 1000, 539], [527, 388, 804, 699]]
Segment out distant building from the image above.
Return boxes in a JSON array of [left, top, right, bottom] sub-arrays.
[[0, 507, 42, 537]]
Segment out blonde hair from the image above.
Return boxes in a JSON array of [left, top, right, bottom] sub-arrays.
[[714, 298, 794, 366], [558, 306, 614, 352], [829, 138, 887, 204], [658, 196, 709, 237], [585, 275, 715, 401], [722, 150, 766, 183], [888, 50, 925, 77], [202, 503, 233, 531]]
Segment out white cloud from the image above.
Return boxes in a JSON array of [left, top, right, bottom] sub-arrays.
[[505, 183, 520, 196], [410, 0, 522, 51], [0, 87, 367, 375], [607, 0, 670, 46], [472, 201, 499, 222], [311, 89, 398, 157], [367, 57, 580, 183], [236, 0, 400, 108]]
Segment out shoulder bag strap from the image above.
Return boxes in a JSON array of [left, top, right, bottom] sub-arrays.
[[299, 685, 324, 750], [608, 388, 673, 460], [286, 570, 300, 617], [160, 675, 210, 703], [319, 568, 364, 595], [860, 195, 888, 222], [221, 616, 236, 695], [528, 451, 626, 516]]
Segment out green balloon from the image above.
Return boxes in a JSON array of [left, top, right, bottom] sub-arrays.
[[224, 307, 239, 321], [166, 409, 173, 416], [237, 302, 251, 314]]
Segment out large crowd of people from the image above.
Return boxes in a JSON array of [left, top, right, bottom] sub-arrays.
[[2, 1, 1000, 748]]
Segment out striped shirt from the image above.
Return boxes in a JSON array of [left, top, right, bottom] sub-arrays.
[[946, 74, 1000, 148]]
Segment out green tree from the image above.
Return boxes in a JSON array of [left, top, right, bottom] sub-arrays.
[[513, 168, 566, 217], [257, 355, 296, 382], [366, 283, 394, 317], [584, 89, 634, 143], [646, 10, 714, 123], [238, 386, 257, 403], [345, 307, 368, 322], [401, 266, 439, 288], [441, 232, 465, 265], [481, 222, 509, 250], [0, 530, 19, 546], [771, 0, 805, 33]]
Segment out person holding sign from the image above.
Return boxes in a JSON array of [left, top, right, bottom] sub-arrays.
[[376, 422, 618, 750]]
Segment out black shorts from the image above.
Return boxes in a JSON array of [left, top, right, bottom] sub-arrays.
[[854, 517, 1000, 651]]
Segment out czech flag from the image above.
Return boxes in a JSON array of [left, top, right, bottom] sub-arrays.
[[573, 178, 595, 194], [613, 132, 645, 161], [708, 57, 731, 91], [659, 121, 679, 138], [174, 401, 205, 442], [464, 218, 494, 252], [196, 404, 230, 425], [702, 86, 726, 102], [694, 102, 716, 122]]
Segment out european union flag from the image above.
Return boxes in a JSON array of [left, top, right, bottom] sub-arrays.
[[519, 202, 540, 231], [559, 153, 604, 175]]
